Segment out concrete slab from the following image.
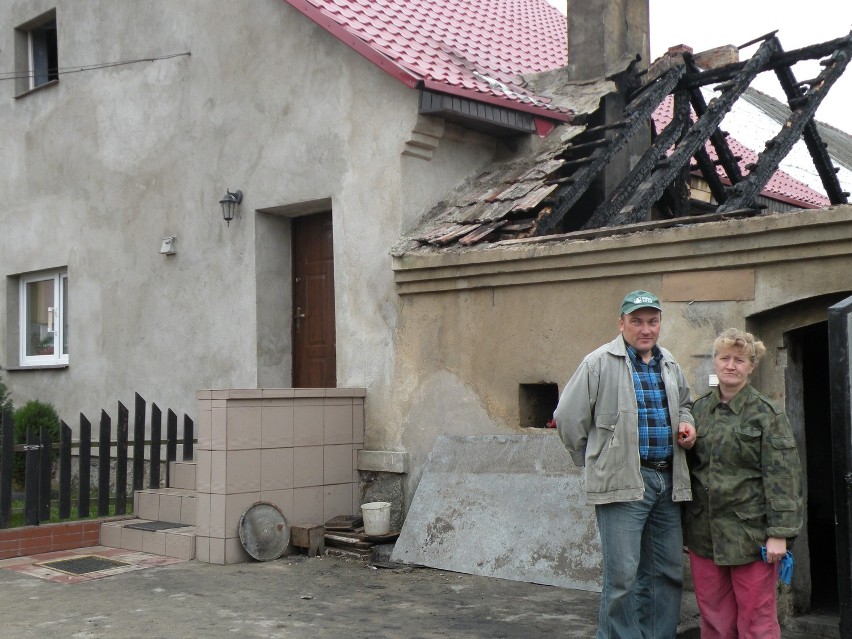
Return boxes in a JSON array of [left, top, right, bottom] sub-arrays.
[[391, 433, 602, 591]]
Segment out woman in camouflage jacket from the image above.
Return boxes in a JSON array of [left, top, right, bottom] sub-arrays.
[[684, 328, 803, 639]]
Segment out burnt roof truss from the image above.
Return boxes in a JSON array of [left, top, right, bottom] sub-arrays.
[[405, 31, 852, 251], [718, 36, 852, 211], [529, 64, 686, 236], [528, 30, 852, 235]]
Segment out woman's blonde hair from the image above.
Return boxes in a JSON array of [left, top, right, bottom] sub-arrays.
[[713, 328, 766, 365]]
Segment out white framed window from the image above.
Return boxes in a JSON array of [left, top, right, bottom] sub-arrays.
[[19, 270, 68, 366], [14, 9, 58, 95]]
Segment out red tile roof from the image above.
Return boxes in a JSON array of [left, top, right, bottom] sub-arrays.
[[653, 95, 830, 208], [285, 1, 831, 210], [283, 0, 570, 120]]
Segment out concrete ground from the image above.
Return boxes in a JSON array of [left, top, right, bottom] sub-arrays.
[[0, 547, 837, 638]]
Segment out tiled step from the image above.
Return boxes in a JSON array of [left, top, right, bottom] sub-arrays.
[[100, 519, 195, 560], [102, 468, 200, 561], [168, 461, 196, 491], [134, 487, 196, 525]]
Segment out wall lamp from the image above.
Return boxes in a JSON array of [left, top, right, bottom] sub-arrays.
[[219, 189, 243, 226]]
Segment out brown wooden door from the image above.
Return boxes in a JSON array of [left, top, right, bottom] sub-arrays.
[[292, 212, 336, 388]]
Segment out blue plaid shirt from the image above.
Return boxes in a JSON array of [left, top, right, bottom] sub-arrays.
[[626, 343, 673, 462]]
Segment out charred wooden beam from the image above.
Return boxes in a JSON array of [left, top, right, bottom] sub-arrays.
[[669, 157, 694, 217], [582, 91, 690, 228], [560, 156, 597, 168], [578, 120, 629, 136], [660, 89, 695, 218], [774, 60, 848, 204], [676, 33, 852, 90], [737, 31, 779, 50], [684, 54, 743, 184], [720, 40, 852, 211], [560, 138, 611, 155], [612, 37, 779, 224], [545, 176, 575, 186], [527, 65, 686, 236], [692, 147, 729, 204]]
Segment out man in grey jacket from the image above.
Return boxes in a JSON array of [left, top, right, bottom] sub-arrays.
[[554, 290, 696, 639]]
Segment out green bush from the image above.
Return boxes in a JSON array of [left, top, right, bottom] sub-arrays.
[[0, 375, 12, 461], [12, 400, 60, 487], [0, 373, 11, 417]]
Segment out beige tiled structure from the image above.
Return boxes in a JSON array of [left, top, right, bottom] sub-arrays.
[[194, 388, 365, 565]]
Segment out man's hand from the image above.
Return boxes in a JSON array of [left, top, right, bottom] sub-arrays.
[[677, 422, 696, 449]]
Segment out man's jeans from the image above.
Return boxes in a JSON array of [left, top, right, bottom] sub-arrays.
[[594, 466, 684, 639]]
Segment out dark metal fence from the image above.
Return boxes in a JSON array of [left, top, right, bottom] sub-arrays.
[[0, 392, 195, 529]]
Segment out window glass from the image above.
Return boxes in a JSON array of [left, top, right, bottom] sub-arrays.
[[15, 10, 58, 95], [25, 278, 55, 357], [31, 19, 58, 87], [19, 270, 68, 366]]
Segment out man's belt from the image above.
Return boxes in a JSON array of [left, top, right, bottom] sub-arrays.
[[640, 458, 671, 471]]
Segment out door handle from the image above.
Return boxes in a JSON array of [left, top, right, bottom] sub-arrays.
[[294, 306, 306, 332]]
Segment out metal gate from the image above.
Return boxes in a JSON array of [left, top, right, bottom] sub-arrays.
[[828, 296, 852, 635]]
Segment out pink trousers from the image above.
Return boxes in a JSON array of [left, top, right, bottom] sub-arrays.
[[689, 551, 780, 639]]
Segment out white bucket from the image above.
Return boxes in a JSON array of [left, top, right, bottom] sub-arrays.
[[361, 501, 391, 536]]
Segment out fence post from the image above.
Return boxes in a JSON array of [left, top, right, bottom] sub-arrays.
[[24, 429, 39, 526], [79, 414, 91, 519], [133, 393, 145, 491], [150, 404, 161, 489], [0, 409, 13, 528], [98, 410, 111, 517], [38, 425, 51, 522], [166, 409, 177, 488], [183, 415, 194, 461], [59, 421, 71, 519], [116, 402, 128, 515]]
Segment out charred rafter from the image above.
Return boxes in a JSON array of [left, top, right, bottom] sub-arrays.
[[676, 34, 852, 90], [609, 36, 779, 225], [683, 54, 743, 188], [582, 90, 691, 228], [719, 37, 852, 211], [527, 65, 686, 237], [405, 31, 852, 250], [774, 62, 849, 204]]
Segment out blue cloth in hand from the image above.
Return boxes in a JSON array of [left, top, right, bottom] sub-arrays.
[[761, 546, 794, 585]]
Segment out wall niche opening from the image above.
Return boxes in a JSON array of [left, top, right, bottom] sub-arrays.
[[519, 382, 559, 428]]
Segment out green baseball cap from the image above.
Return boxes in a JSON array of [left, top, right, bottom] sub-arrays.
[[620, 290, 662, 315]]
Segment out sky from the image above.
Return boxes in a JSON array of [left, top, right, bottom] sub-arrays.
[[545, 0, 852, 133]]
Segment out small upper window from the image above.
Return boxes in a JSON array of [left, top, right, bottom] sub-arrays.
[[15, 9, 58, 95], [19, 270, 68, 366]]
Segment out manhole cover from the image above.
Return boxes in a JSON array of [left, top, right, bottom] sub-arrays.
[[124, 521, 186, 531], [39, 556, 130, 575]]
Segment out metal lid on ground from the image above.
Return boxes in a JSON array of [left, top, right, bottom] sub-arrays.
[[238, 502, 290, 561]]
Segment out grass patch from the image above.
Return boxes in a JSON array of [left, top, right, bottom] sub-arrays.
[[7, 496, 126, 528]]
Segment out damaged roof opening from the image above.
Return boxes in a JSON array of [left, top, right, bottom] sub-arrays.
[[400, 30, 852, 252]]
